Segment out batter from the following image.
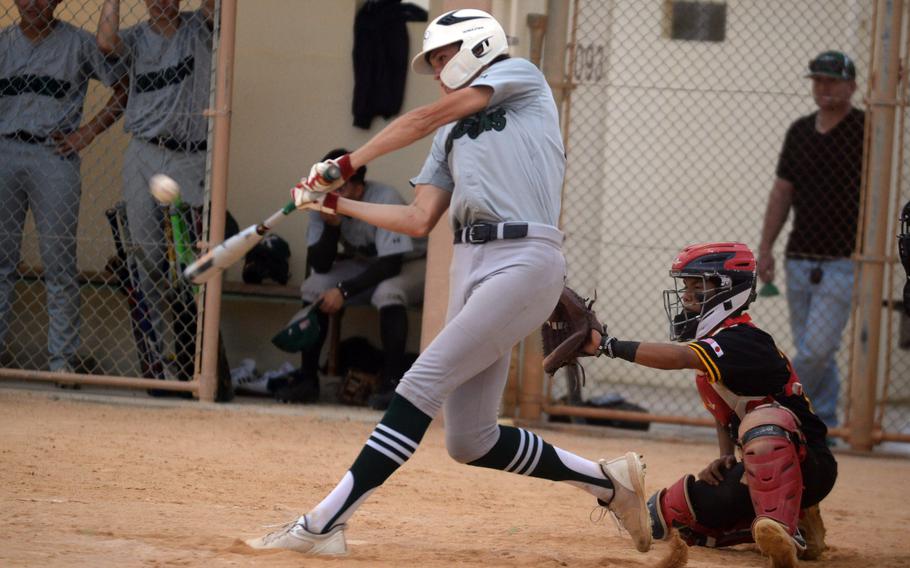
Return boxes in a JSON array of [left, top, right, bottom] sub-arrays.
[[246, 9, 651, 556]]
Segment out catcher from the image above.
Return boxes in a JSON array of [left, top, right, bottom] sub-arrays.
[[543, 242, 836, 568]]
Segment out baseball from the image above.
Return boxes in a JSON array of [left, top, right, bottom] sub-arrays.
[[149, 173, 180, 204]]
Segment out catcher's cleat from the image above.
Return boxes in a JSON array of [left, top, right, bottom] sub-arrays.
[[753, 517, 800, 568], [245, 518, 347, 555], [598, 452, 652, 553], [797, 505, 827, 560]]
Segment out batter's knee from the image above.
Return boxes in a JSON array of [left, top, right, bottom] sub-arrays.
[[445, 427, 499, 464]]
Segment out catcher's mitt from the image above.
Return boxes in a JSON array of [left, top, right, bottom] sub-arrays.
[[542, 286, 604, 375]]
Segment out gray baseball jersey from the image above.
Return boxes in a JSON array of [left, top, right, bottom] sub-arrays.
[[307, 181, 427, 259], [411, 57, 565, 230], [118, 10, 212, 141], [0, 21, 121, 137]]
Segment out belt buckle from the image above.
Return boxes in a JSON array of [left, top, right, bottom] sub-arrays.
[[467, 224, 492, 244]]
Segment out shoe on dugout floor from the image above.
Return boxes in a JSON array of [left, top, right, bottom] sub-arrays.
[[273, 371, 320, 404], [753, 517, 802, 568], [598, 451, 651, 553], [245, 517, 347, 555]]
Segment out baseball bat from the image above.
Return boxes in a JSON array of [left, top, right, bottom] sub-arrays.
[[182, 164, 340, 284]]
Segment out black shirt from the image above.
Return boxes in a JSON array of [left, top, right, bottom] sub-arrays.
[[689, 320, 829, 449], [776, 108, 864, 259]]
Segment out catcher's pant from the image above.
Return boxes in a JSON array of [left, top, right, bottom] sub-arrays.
[[300, 257, 426, 309], [0, 137, 81, 371], [686, 443, 837, 531], [396, 224, 566, 463], [122, 138, 207, 352]]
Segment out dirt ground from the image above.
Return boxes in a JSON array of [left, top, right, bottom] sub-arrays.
[[2, 388, 909, 568]]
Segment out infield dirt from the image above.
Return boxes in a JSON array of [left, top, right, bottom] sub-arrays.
[[2, 388, 908, 567]]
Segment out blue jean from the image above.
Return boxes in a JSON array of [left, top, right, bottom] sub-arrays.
[[785, 258, 855, 428]]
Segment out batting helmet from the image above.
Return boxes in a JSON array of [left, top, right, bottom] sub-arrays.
[[663, 242, 757, 341], [411, 8, 508, 90]]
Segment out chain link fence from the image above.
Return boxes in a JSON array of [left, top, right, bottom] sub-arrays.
[[0, 0, 216, 393], [552, 0, 910, 446]]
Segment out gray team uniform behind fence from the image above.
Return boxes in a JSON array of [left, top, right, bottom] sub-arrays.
[[0, 21, 121, 371], [115, 9, 212, 355]]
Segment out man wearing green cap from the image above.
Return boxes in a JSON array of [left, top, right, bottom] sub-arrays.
[[758, 51, 864, 431]]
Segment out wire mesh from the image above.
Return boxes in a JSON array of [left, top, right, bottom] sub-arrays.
[[0, 0, 214, 391], [552, 0, 910, 444]]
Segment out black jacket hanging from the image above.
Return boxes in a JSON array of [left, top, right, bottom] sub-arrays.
[[352, 0, 428, 129]]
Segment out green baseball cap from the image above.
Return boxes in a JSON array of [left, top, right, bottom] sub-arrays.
[[271, 302, 322, 353], [805, 51, 856, 80]]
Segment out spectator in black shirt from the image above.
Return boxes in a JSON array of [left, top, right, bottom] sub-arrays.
[[758, 51, 863, 429], [582, 242, 836, 568]]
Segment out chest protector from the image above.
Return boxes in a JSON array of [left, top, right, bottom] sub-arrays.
[[694, 315, 804, 436]]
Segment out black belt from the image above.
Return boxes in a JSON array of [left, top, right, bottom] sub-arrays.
[[3, 131, 48, 144], [144, 136, 207, 153], [454, 222, 529, 244]]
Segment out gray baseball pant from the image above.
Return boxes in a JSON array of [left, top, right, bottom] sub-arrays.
[[121, 137, 206, 353], [395, 225, 566, 462], [0, 137, 81, 371]]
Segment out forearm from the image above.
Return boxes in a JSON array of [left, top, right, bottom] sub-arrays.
[[340, 255, 403, 298], [632, 342, 701, 370], [82, 81, 127, 138], [348, 86, 492, 170], [335, 200, 425, 237], [591, 329, 702, 370], [336, 185, 449, 238], [307, 225, 340, 273], [97, 0, 123, 54], [202, 0, 216, 24], [716, 422, 736, 456], [349, 109, 437, 169]]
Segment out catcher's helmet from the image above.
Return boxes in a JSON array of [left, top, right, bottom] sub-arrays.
[[411, 8, 508, 90], [663, 242, 757, 341]]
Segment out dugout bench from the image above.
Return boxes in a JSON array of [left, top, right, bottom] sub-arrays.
[[9, 268, 406, 380], [222, 281, 423, 376]]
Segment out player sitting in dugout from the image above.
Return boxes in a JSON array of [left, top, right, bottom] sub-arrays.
[[581, 242, 835, 568], [276, 148, 427, 406]]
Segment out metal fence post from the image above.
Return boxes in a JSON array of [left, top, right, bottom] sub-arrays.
[[198, 0, 236, 402], [848, 0, 904, 450]]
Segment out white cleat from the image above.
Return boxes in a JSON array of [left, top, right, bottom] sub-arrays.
[[599, 451, 652, 553], [245, 518, 347, 555]]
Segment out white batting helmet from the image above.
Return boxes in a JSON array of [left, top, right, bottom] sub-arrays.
[[411, 9, 508, 90]]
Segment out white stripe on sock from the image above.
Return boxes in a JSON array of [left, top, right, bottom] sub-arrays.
[[371, 430, 414, 460], [523, 434, 544, 475], [504, 428, 528, 473], [366, 439, 406, 465], [514, 432, 539, 475], [375, 423, 418, 451]]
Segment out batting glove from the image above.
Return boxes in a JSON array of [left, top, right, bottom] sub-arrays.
[[300, 154, 355, 193], [292, 186, 339, 214]]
